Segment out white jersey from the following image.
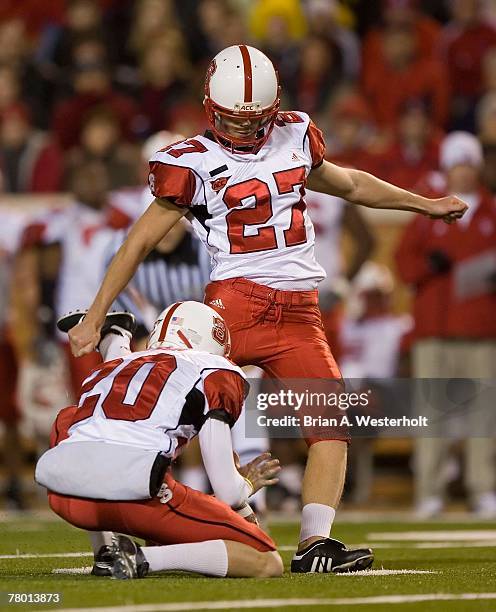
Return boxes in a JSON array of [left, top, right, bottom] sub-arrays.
[[61, 348, 246, 459], [28, 201, 132, 322], [148, 111, 327, 290], [340, 315, 413, 379], [306, 190, 346, 291], [109, 185, 154, 223], [0, 210, 31, 333]]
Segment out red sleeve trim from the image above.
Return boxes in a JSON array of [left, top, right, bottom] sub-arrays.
[[203, 370, 244, 425], [307, 120, 326, 168], [106, 206, 133, 230], [49, 406, 78, 448], [20, 222, 46, 248], [148, 162, 196, 207]]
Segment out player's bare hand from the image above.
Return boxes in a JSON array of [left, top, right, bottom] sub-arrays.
[[238, 452, 281, 495], [425, 196, 468, 224], [68, 318, 101, 357]]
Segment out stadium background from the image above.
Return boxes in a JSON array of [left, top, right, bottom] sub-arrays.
[[0, 0, 495, 519]]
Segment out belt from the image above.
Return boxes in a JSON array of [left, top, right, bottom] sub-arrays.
[[229, 277, 319, 306], [149, 453, 171, 497]]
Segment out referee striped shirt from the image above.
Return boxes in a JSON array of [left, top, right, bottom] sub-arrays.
[[105, 229, 211, 334]]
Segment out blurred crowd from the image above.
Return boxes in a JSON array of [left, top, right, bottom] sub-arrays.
[[1, 0, 496, 518], [1, 0, 496, 193]]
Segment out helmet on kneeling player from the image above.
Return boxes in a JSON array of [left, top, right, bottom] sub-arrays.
[[147, 301, 231, 357], [204, 45, 280, 154]]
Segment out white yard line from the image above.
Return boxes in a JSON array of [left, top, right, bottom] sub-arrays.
[[51, 593, 496, 612], [51, 567, 436, 577], [368, 530, 496, 541], [280, 541, 496, 550], [333, 569, 436, 576], [0, 552, 93, 560], [411, 541, 496, 549], [269, 511, 491, 524], [368, 541, 496, 549], [2, 538, 493, 561], [53, 566, 93, 574]]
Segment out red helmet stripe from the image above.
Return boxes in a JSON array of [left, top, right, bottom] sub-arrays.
[[158, 301, 183, 342], [239, 45, 252, 102], [177, 329, 193, 348]]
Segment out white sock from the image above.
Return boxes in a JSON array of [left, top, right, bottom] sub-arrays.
[[181, 466, 208, 492], [299, 503, 336, 543], [99, 331, 131, 361], [142, 540, 228, 576], [279, 464, 303, 496], [88, 531, 114, 555]]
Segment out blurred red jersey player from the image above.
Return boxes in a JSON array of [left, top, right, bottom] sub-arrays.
[[0, 211, 27, 509]]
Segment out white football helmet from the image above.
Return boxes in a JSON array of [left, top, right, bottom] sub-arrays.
[[147, 301, 231, 357], [141, 130, 184, 162], [204, 45, 280, 153]]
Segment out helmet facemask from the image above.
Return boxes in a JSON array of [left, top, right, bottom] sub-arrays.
[[204, 94, 280, 155]]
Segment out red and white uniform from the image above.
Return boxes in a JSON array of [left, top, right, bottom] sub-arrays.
[[38, 345, 275, 553], [109, 186, 153, 224], [0, 210, 29, 424], [27, 203, 131, 321], [26, 201, 133, 394], [0, 210, 28, 333], [305, 190, 346, 292], [340, 315, 412, 379], [149, 113, 347, 444], [149, 112, 326, 290], [395, 187, 496, 339], [305, 190, 347, 360], [65, 349, 245, 455], [37, 345, 250, 501]]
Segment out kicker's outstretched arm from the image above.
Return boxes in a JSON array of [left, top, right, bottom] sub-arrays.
[[69, 198, 185, 357], [307, 160, 468, 222]]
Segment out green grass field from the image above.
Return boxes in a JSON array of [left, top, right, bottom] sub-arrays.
[[1, 514, 496, 611]]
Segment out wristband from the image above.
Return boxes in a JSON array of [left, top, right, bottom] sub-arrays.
[[243, 476, 254, 496], [235, 502, 254, 518]]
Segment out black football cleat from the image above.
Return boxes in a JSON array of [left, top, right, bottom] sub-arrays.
[[107, 534, 149, 580], [57, 310, 137, 340], [291, 538, 373, 574], [91, 545, 113, 577]]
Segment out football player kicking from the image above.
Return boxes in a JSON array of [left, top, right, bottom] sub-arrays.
[[68, 46, 467, 574], [36, 303, 284, 579]]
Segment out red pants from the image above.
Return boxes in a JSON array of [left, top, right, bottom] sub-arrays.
[[48, 472, 275, 553], [205, 278, 341, 378], [0, 339, 19, 424], [62, 343, 101, 398], [321, 304, 344, 363], [205, 278, 348, 444]]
